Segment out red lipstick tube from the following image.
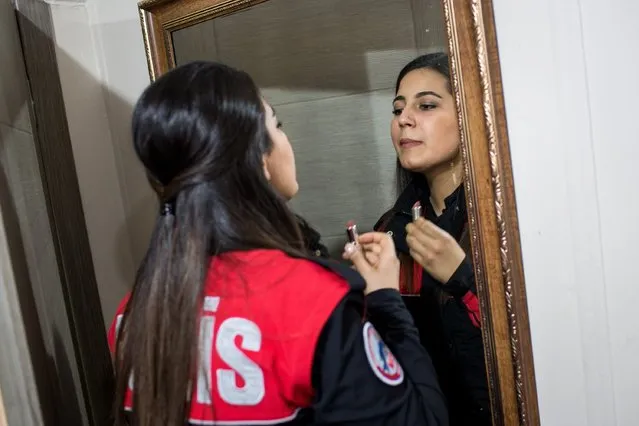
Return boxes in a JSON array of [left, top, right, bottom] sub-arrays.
[[412, 201, 422, 221], [346, 220, 359, 244]]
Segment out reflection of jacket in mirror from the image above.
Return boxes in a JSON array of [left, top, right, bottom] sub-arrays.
[[374, 177, 491, 426]]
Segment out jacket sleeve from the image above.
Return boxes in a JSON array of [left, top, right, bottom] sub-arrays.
[[310, 289, 448, 426], [444, 256, 481, 328], [440, 298, 491, 424], [440, 258, 490, 423]]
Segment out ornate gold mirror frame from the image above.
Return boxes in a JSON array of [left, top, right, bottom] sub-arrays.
[[137, 1, 540, 425]]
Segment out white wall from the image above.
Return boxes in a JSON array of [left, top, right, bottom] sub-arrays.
[[492, 0, 639, 425], [45, 0, 639, 424]]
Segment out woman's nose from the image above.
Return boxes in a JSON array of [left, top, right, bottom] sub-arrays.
[[398, 110, 415, 127]]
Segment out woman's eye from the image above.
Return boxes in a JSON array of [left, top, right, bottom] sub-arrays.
[[392, 108, 402, 116], [276, 121, 283, 129], [419, 104, 436, 111]]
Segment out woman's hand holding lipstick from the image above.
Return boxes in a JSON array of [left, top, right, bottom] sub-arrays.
[[405, 217, 465, 284], [342, 232, 400, 295]]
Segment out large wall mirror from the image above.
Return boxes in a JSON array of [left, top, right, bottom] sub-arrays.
[[172, 0, 447, 259], [172, 0, 450, 259], [138, 0, 540, 425]]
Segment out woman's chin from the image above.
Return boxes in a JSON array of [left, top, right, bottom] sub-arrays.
[[285, 182, 300, 201], [399, 157, 428, 173]]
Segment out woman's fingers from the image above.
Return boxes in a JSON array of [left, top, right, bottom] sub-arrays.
[[342, 242, 372, 274], [406, 234, 428, 257], [359, 242, 382, 254], [342, 232, 397, 272], [364, 250, 380, 267], [357, 232, 398, 264], [409, 249, 424, 266], [356, 232, 387, 245], [343, 249, 380, 270], [410, 217, 441, 239], [407, 223, 438, 252]]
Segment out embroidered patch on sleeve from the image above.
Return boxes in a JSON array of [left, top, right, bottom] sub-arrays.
[[362, 322, 404, 386]]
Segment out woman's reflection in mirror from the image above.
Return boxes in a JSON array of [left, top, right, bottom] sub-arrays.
[[374, 53, 491, 426]]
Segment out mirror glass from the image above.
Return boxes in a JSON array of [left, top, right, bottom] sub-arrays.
[[171, 1, 491, 424], [172, 0, 447, 257]]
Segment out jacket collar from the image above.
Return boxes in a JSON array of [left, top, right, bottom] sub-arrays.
[[378, 178, 466, 254]]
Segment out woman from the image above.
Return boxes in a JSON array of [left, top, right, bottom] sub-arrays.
[[374, 53, 491, 425], [107, 61, 448, 426]]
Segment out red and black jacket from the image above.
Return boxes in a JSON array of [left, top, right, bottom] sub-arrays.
[[374, 178, 491, 426], [108, 250, 448, 425]]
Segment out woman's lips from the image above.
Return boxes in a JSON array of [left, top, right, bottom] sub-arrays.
[[399, 138, 423, 148]]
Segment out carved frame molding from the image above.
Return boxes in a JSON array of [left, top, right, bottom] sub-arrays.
[[442, 1, 539, 425], [137, 0, 540, 425]]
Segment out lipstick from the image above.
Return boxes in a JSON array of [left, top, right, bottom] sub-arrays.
[[412, 201, 422, 221], [346, 220, 359, 244]]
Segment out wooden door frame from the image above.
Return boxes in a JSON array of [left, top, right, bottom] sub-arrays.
[[12, 1, 114, 425]]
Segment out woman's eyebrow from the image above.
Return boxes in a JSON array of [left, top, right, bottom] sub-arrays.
[[414, 90, 443, 99], [393, 90, 442, 103]]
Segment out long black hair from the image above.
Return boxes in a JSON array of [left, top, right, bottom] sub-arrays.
[[113, 61, 304, 426], [394, 52, 451, 196]]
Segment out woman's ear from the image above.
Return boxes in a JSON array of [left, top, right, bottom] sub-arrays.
[[262, 154, 272, 181]]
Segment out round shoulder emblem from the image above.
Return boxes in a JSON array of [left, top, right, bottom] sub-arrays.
[[362, 322, 404, 386]]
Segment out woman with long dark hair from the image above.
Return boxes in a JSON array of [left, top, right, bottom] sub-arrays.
[[374, 53, 491, 425], [107, 61, 448, 426]]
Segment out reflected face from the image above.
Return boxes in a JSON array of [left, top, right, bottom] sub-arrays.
[[391, 68, 460, 174], [262, 100, 299, 200]]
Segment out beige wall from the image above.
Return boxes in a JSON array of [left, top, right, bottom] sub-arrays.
[[50, 1, 138, 329]]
